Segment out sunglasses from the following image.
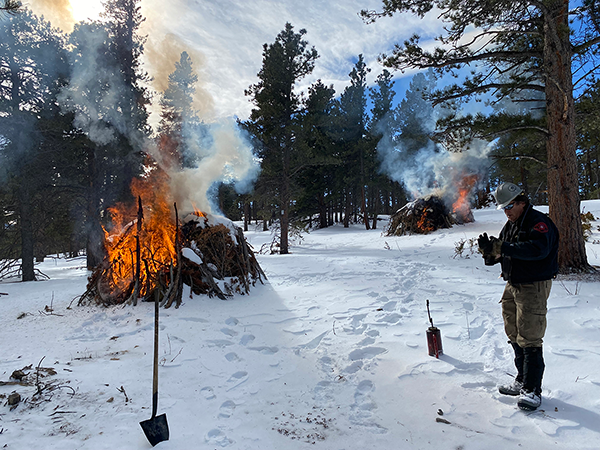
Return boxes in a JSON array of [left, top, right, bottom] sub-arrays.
[[503, 203, 516, 211]]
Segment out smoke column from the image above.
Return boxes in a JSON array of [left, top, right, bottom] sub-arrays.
[[377, 136, 493, 206], [154, 118, 260, 215]]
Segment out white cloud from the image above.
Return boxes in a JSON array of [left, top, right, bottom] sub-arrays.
[[141, 0, 443, 121]]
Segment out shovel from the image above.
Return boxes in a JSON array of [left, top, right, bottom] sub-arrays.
[[140, 290, 169, 446]]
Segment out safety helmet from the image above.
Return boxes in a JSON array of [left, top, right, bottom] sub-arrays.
[[493, 182, 523, 210]]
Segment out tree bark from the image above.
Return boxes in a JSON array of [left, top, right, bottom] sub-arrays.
[[280, 144, 290, 253], [86, 145, 106, 270], [544, 1, 592, 272], [318, 192, 328, 228], [18, 182, 36, 282]]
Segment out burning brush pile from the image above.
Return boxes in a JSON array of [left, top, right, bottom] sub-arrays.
[[385, 175, 477, 236], [79, 172, 265, 308]]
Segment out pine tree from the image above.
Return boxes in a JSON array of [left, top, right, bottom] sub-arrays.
[[244, 23, 319, 254], [368, 69, 404, 224], [157, 51, 200, 170], [296, 80, 338, 229], [0, 9, 69, 280], [0, 0, 21, 15], [337, 55, 371, 228]]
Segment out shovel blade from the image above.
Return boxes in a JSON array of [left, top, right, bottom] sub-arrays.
[[140, 413, 169, 447]]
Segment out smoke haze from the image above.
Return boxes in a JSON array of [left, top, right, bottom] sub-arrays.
[[163, 118, 260, 214], [378, 137, 492, 207]]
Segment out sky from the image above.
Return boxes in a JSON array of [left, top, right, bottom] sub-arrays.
[[1, 201, 600, 449], [26, 0, 440, 123]]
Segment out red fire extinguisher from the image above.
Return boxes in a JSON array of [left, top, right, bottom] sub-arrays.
[[426, 299, 443, 358]]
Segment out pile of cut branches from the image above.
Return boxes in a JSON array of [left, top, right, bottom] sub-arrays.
[[385, 196, 456, 236], [78, 211, 265, 308]]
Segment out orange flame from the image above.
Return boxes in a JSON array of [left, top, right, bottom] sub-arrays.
[[417, 209, 435, 233], [452, 174, 478, 221], [102, 167, 177, 299], [191, 203, 206, 218]]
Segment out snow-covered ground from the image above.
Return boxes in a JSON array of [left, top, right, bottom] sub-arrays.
[[1, 201, 600, 450]]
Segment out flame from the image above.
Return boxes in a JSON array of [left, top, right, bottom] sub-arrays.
[[191, 203, 206, 218], [102, 166, 178, 299], [452, 174, 478, 221], [417, 208, 435, 233]]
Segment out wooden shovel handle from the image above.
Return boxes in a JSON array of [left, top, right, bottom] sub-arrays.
[[152, 289, 159, 418]]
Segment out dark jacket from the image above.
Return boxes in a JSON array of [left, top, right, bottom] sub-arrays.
[[498, 205, 559, 284]]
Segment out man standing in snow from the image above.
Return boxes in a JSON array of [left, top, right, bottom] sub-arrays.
[[477, 182, 559, 411]]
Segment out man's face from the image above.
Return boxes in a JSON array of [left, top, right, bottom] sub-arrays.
[[504, 201, 526, 222]]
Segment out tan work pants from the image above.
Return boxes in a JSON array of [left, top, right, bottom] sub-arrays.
[[501, 280, 552, 348]]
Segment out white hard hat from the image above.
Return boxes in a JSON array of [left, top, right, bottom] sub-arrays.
[[493, 182, 523, 209]]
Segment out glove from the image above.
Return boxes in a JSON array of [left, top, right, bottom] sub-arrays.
[[477, 233, 492, 255], [484, 253, 498, 266], [489, 236, 502, 257]]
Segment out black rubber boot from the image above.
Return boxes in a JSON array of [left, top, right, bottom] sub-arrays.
[[511, 342, 524, 384], [518, 347, 545, 410], [498, 342, 525, 395], [522, 346, 544, 394]]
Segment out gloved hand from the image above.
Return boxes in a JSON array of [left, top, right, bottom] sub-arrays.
[[489, 236, 502, 257], [477, 233, 492, 255]]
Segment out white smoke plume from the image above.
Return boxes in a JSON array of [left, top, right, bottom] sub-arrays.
[[57, 22, 143, 148], [378, 136, 493, 207], [25, 1, 260, 218], [152, 118, 260, 215]]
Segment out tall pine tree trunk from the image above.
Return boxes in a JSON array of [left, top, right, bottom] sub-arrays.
[[318, 192, 328, 229], [18, 181, 36, 282], [360, 145, 370, 230], [544, 1, 592, 272], [280, 142, 290, 254], [86, 146, 106, 270]]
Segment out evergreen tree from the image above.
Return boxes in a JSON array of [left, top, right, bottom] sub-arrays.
[[62, 21, 128, 269], [60, 0, 151, 269], [296, 80, 338, 229], [0, 0, 21, 15], [368, 69, 404, 224], [101, 0, 150, 137], [362, 0, 599, 272], [337, 55, 371, 228], [244, 23, 319, 254], [157, 51, 200, 169], [374, 70, 440, 204], [0, 9, 69, 280]]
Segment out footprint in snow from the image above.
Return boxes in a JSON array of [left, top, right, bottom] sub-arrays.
[[226, 371, 249, 391], [348, 347, 387, 361], [381, 301, 397, 311], [205, 429, 233, 447], [228, 371, 248, 382], [248, 346, 279, 355], [239, 334, 255, 346], [343, 361, 363, 374], [350, 380, 387, 433], [376, 313, 401, 324], [220, 328, 238, 337], [200, 386, 216, 400], [225, 317, 239, 326], [218, 400, 236, 419], [224, 352, 240, 362], [357, 337, 376, 346]]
